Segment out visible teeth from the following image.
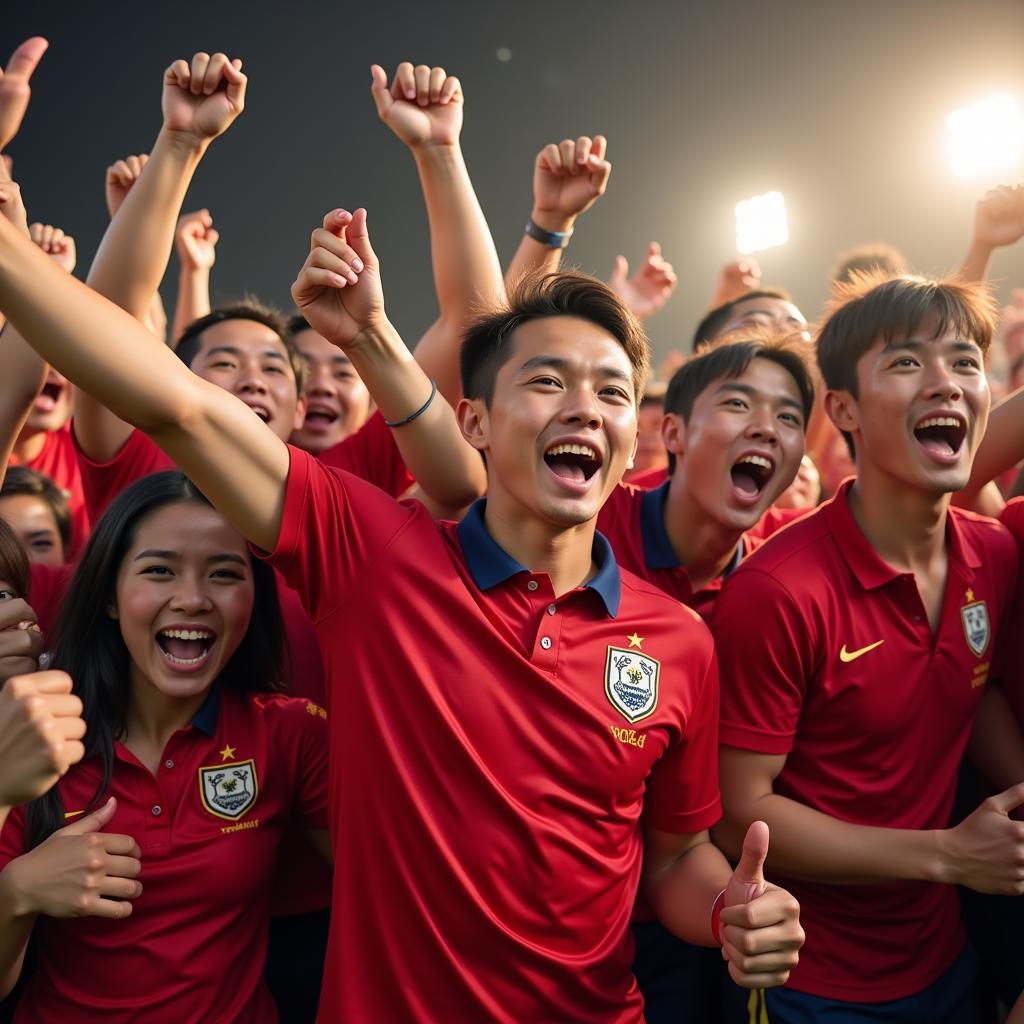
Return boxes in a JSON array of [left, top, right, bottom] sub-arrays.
[[736, 455, 772, 470], [917, 416, 961, 429], [160, 628, 213, 641], [162, 651, 209, 666], [546, 443, 598, 460]]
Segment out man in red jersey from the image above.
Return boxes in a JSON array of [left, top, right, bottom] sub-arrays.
[[712, 272, 1023, 1023], [597, 329, 812, 1021], [0, 148, 804, 1024]]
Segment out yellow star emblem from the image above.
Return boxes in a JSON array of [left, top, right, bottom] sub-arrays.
[[965, 588, 975, 603], [627, 633, 644, 649], [219, 744, 237, 762]]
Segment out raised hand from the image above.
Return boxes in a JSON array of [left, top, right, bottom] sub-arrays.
[[175, 209, 218, 271], [292, 208, 386, 348], [608, 242, 678, 320], [0, 37, 47, 152], [973, 184, 1024, 251], [710, 258, 762, 308], [0, 671, 85, 808], [719, 821, 803, 988], [3, 797, 141, 919], [29, 223, 76, 274], [104, 154, 149, 218], [370, 63, 463, 151], [531, 135, 611, 232], [162, 52, 247, 146], [940, 782, 1024, 894]]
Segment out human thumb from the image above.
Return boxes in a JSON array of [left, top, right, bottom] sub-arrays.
[[726, 820, 769, 907], [61, 796, 116, 836]]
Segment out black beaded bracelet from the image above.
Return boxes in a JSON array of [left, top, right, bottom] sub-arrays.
[[384, 379, 437, 428]]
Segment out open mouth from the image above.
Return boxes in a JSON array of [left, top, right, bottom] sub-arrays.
[[543, 442, 603, 485], [730, 453, 774, 502], [913, 414, 966, 460], [155, 628, 216, 667], [245, 403, 271, 424], [33, 381, 65, 414], [304, 405, 339, 427]]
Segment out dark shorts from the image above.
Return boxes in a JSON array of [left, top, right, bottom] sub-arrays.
[[722, 944, 981, 1024]]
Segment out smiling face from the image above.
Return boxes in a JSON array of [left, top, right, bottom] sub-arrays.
[[665, 357, 807, 531], [829, 323, 989, 494], [189, 319, 306, 442], [289, 328, 371, 454], [460, 316, 639, 529], [0, 492, 65, 566], [111, 502, 255, 704]]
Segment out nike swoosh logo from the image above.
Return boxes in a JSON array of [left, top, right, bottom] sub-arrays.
[[63, 810, 85, 820], [839, 640, 885, 663]]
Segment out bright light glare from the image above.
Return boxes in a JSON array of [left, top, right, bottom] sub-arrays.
[[946, 95, 1024, 179], [735, 191, 788, 255]]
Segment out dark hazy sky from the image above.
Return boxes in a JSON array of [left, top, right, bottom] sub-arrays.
[[6, 0, 1024, 365]]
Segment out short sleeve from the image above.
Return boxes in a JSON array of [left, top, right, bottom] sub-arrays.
[[712, 568, 816, 755], [260, 445, 423, 623], [318, 411, 414, 499], [643, 648, 722, 835]]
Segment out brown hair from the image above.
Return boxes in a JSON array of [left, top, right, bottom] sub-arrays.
[[460, 271, 650, 406], [0, 515, 29, 600], [691, 288, 795, 352], [663, 327, 815, 474], [1, 466, 72, 550], [816, 272, 998, 396], [830, 243, 908, 287]]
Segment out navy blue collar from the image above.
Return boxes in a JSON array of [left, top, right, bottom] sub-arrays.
[[457, 499, 621, 617], [191, 682, 222, 736], [641, 481, 744, 578]]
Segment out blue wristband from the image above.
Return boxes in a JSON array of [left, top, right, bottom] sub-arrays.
[[524, 218, 573, 249]]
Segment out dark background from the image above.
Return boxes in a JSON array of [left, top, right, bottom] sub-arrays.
[[6, 0, 1024, 367]]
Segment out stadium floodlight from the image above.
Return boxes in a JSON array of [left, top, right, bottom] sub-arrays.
[[735, 190, 788, 255], [946, 95, 1024, 179]]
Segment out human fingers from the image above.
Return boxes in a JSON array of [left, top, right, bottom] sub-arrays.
[[609, 255, 629, 288], [342, 208, 376, 272], [719, 884, 800, 932], [428, 66, 446, 104], [29, 221, 42, 245], [394, 62, 415, 101], [1, 37, 48, 86], [60, 795, 117, 835], [574, 135, 592, 167], [585, 152, 612, 194], [40, 224, 58, 250], [370, 64, 392, 118], [539, 142, 565, 176], [221, 58, 246, 112], [559, 138, 576, 171], [205, 228, 220, 247], [590, 134, 607, 161], [439, 75, 461, 105], [307, 237, 361, 286], [312, 218, 365, 276], [203, 52, 229, 95], [189, 52, 211, 95], [165, 58, 190, 92], [0, 597, 37, 631], [413, 64, 431, 105]]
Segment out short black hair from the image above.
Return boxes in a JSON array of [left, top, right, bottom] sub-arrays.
[[0, 466, 72, 550], [691, 288, 794, 352], [461, 271, 650, 407], [175, 299, 308, 396], [664, 327, 815, 474]]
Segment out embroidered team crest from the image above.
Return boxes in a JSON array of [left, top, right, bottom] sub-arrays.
[[199, 759, 259, 821], [604, 645, 660, 723], [961, 596, 990, 658]]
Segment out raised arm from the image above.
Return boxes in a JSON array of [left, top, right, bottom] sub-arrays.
[[76, 53, 246, 462], [955, 384, 1024, 512], [607, 241, 678, 321], [0, 37, 47, 157], [370, 62, 502, 404], [959, 184, 1024, 283], [504, 135, 611, 289], [292, 208, 485, 508], [171, 208, 217, 343]]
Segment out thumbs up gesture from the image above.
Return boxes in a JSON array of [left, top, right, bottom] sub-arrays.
[[3, 796, 142, 920], [719, 821, 804, 988]]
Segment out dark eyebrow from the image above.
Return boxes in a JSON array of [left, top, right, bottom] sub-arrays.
[[881, 337, 982, 355], [300, 349, 354, 367], [715, 380, 803, 411], [517, 354, 633, 385], [25, 530, 55, 542], [204, 345, 286, 362], [133, 549, 248, 565]]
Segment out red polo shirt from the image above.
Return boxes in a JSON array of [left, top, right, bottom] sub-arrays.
[[263, 448, 721, 1023], [10, 424, 90, 558], [598, 481, 763, 623], [0, 687, 329, 1024], [712, 481, 1018, 1002]]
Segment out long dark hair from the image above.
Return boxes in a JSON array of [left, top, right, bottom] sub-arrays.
[[26, 471, 285, 848]]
